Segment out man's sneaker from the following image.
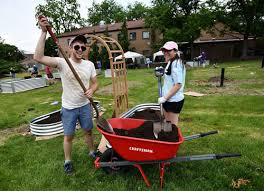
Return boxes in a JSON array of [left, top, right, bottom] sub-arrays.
[[88, 151, 97, 159], [88, 150, 103, 159], [64, 161, 73, 175], [95, 150, 102, 158]]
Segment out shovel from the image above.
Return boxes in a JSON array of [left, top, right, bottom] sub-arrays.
[[38, 15, 113, 133], [154, 66, 165, 136]]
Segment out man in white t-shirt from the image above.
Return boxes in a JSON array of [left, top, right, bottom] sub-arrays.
[[34, 17, 98, 175]]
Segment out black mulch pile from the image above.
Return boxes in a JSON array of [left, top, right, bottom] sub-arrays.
[[158, 124, 179, 142], [114, 121, 179, 142], [34, 111, 61, 124], [130, 109, 161, 122]]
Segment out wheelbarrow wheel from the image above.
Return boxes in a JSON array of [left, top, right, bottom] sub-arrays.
[[100, 148, 129, 174]]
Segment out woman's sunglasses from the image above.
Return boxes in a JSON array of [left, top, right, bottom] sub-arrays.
[[162, 49, 174, 53], [73, 45, 86, 52]]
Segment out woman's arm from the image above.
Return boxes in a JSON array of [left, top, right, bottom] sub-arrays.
[[164, 83, 182, 100]]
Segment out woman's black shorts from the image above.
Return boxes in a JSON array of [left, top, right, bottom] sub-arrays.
[[162, 99, 184, 114]]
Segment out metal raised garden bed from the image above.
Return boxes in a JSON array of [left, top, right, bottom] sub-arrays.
[[0, 78, 46, 93]]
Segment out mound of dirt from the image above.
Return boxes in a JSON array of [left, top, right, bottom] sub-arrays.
[[114, 121, 179, 142], [35, 111, 61, 124], [130, 109, 161, 122]]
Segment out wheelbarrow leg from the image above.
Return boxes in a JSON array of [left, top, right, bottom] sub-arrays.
[[159, 162, 170, 189], [134, 164, 151, 188]]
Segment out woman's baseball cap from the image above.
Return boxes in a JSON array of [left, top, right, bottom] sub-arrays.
[[160, 41, 178, 51], [68, 35, 87, 46]]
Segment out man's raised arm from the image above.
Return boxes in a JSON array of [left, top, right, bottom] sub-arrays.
[[33, 17, 58, 68]]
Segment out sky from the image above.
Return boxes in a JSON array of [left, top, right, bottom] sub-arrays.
[[0, 0, 151, 54]]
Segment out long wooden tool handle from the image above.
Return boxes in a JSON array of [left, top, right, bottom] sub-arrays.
[[38, 15, 99, 118]]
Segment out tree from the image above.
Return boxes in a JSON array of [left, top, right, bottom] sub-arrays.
[[87, 0, 126, 25], [99, 27, 111, 69], [145, 0, 174, 33], [126, 2, 149, 20], [35, 0, 84, 34], [0, 59, 17, 75], [0, 36, 4, 44], [0, 43, 24, 75], [44, 37, 58, 56], [99, 47, 110, 69], [220, 0, 264, 57], [145, 0, 216, 58], [0, 43, 24, 62], [89, 43, 99, 67], [119, 21, 130, 52]]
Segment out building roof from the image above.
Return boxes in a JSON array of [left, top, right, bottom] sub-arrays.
[[194, 22, 245, 43], [59, 19, 145, 38], [59, 20, 249, 44], [20, 58, 37, 65], [20, 54, 35, 65]]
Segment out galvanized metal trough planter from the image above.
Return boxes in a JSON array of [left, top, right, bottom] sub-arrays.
[[30, 110, 63, 136], [0, 78, 46, 93], [30, 101, 102, 136]]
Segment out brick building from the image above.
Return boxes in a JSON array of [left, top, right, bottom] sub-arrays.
[[58, 19, 159, 59], [58, 21, 263, 62], [182, 23, 264, 61]]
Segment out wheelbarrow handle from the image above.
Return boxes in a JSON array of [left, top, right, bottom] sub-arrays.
[[95, 153, 242, 168], [184, 130, 218, 141], [215, 153, 242, 159], [200, 130, 218, 137]]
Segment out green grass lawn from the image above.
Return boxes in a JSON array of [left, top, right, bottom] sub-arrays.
[[0, 60, 264, 191]]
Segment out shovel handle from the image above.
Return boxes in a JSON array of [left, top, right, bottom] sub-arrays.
[[38, 15, 58, 43], [37, 15, 99, 118]]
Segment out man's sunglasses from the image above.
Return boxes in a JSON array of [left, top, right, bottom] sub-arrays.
[[73, 45, 86, 52]]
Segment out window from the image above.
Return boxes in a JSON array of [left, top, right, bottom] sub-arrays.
[[129, 32, 136, 40], [142, 31, 150, 39]]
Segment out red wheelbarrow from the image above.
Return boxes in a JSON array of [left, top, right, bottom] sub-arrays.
[[94, 118, 241, 189]]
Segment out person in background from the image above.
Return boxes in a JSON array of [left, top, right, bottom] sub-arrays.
[[10, 67, 16, 78], [31, 64, 38, 77], [198, 51, 206, 66], [158, 41, 186, 127], [34, 16, 98, 175], [45, 65, 54, 84]]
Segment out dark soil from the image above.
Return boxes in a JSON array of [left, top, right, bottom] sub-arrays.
[[114, 121, 156, 139], [35, 111, 61, 124], [158, 125, 179, 142], [114, 121, 179, 142], [130, 109, 161, 122]]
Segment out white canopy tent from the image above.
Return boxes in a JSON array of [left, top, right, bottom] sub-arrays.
[[114, 51, 144, 62], [153, 51, 164, 62]]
